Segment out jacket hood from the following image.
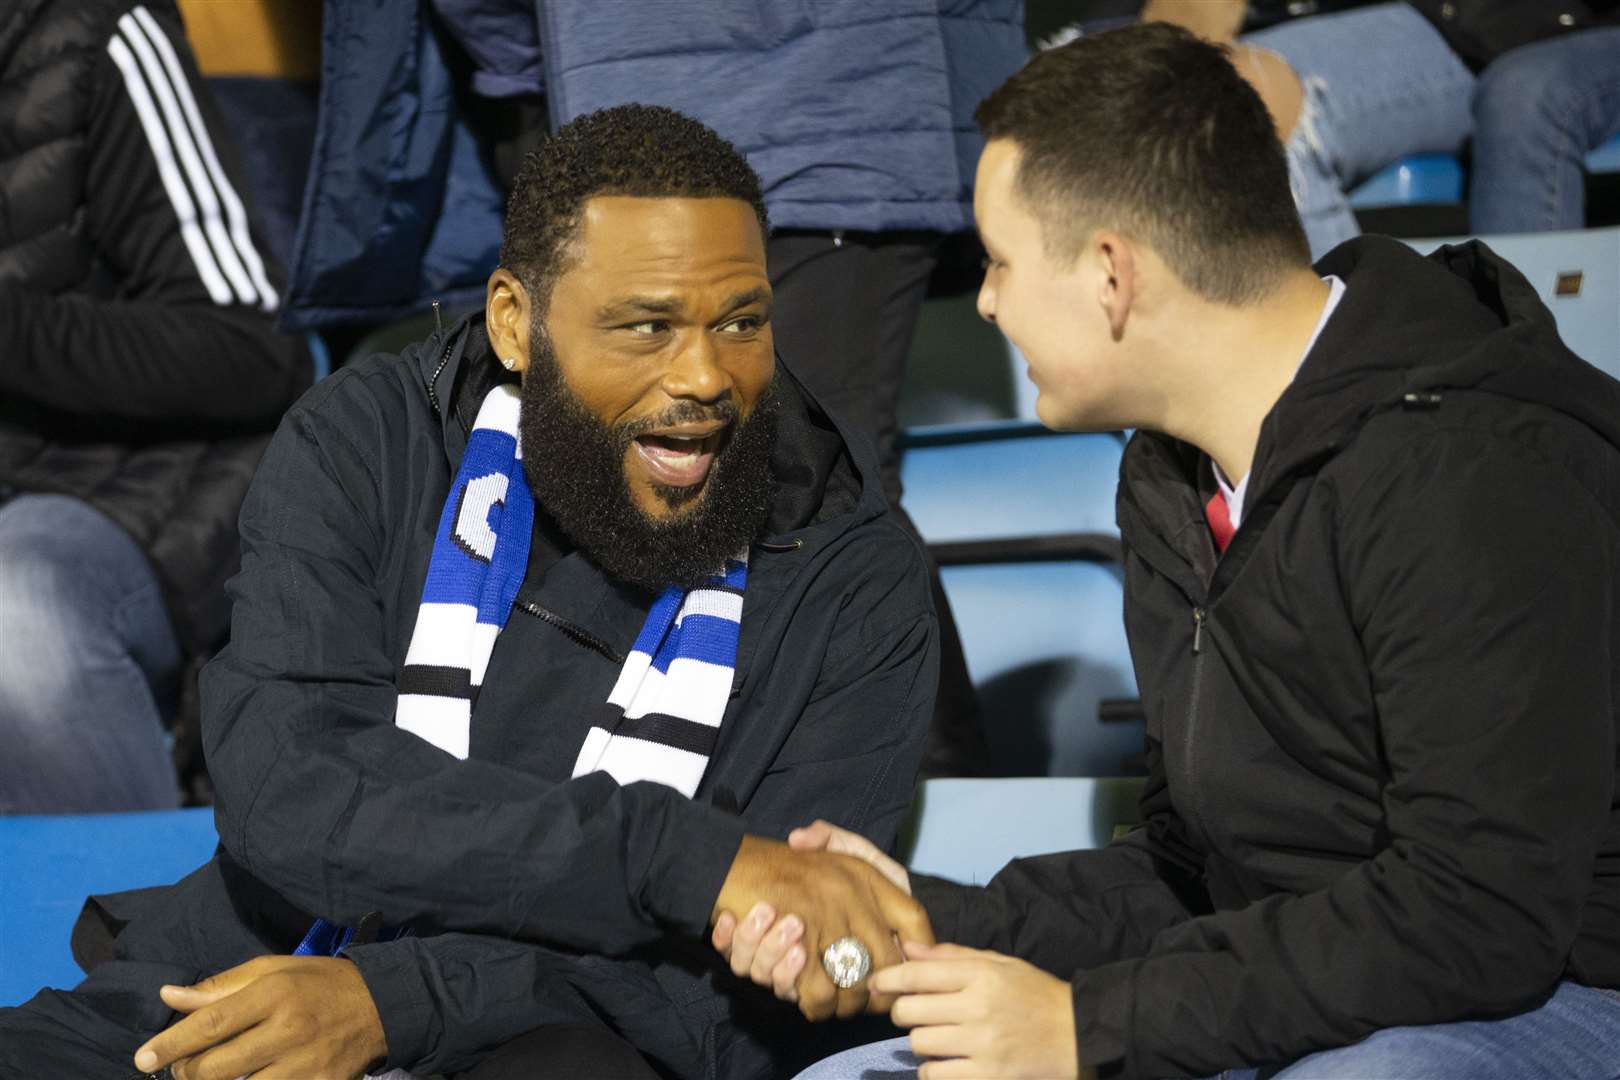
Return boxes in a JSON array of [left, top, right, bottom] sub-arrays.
[[1119, 235, 1620, 592], [1254, 235, 1620, 490], [401, 313, 886, 546]]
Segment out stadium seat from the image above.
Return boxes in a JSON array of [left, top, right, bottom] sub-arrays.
[[1348, 154, 1465, 210], [900, 423, 1142, 777], [900, 776, 1145, 884], [1586, 132, 1620, 174], [0, 809, 217, 1007], [1350, 136, 1620, 211], [900, 421, 1122, 543]]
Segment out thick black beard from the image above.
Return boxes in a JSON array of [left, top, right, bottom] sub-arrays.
[[517, 340, 778, 592]]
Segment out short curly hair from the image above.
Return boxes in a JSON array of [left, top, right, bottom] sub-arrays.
[[501, 104, 769, 314]]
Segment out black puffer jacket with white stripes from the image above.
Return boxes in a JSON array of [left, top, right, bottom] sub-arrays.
[[0, 0, 309, 652]]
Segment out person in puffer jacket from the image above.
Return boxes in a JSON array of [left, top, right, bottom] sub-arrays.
[[721, 24, 1620, 1080], [0, 0, 310, 813]]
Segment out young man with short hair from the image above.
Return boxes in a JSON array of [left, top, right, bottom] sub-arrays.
[[722, 24, 1620, 1079]]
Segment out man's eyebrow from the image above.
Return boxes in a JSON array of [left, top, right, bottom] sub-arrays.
[[596, 296, 684, 320], [721, 286, 771, 313]]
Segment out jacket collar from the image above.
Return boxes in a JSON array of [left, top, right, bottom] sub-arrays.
[[1118, 235, 1620, 594]]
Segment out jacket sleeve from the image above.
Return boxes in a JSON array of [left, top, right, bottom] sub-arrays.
[[910, 741, 1208, 974], [201, 382, 746, 955], [738, 579, 936, 851], [1071, 428, 1617, 1078], [0, 3, 307, 425], [343, 933, 602, 1076], [339, 530, 941, 1073]]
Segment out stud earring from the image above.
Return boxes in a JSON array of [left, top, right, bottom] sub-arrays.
[[501, 355, 517, 370]]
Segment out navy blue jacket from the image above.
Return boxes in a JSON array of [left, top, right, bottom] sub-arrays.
[[0, 323, 935, 1079], [280, 0, 1026, 329]]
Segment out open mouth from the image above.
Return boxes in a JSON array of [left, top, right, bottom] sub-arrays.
[[631, 423, 728, 488]]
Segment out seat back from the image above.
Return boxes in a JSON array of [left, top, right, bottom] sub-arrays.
[[899, 777, 1145, 884], [900, 423, 1142, 777], [0, 809, 218, 1006]]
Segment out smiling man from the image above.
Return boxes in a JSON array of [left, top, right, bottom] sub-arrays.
[[0, 105, 935, 1080], [721, 25, 1620, 1080]]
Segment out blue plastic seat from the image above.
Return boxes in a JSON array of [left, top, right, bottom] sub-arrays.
[[1587, 132, 1620, 174], [900, 423, 1140, 777], [1350, 135, 1620, 212], [900, 421, 1124, 543], [0, 809, 217, 1006], [1348, 154, 1465, 209], [901, 776, 1144, 884]]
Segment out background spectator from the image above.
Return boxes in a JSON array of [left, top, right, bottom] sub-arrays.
[[0, 0, 310, 813], [1143, 1, 1620, 256]]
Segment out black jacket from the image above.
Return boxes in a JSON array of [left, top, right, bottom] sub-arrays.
[[0, 0, 310, 652], [914, 237, 1620, 1077], [1406, 0, 1620, 68], [38, 320, 935, 1079]]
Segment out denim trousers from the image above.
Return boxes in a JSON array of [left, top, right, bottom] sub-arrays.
[[1244, 4, 1620, 257], [0, 494, 180, 813], [793, 983, 1620, 1080]]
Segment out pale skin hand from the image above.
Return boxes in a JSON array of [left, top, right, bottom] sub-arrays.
[[710, 831, 932, 1020], [873, 942, 1091, 1080], [131, 955, 386, 1080]]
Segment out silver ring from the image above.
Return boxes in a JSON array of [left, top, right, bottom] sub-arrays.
[[821, 935, 872, 989]]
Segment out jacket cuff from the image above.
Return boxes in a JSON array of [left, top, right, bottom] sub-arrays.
[[909, 872, 978, 946], [344, 939, 437, 1071], [639, 794, 749, 936], [1072, 961, 1137, 1076]]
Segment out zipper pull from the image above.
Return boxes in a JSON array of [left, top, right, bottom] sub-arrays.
[[1192, 607, 1206, 654]]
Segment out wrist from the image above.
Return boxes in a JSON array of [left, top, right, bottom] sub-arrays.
[[711, 833, 781, 924]]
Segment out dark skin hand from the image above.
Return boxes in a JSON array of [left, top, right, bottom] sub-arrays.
[[132, 955, 386, 1080], [711, 833, 935, 1021]]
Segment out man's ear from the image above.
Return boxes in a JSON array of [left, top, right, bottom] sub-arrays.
[[485, 268, 533, 375], [1094, 231, 1137, 341]]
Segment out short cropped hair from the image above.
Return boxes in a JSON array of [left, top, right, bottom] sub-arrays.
[[501, 104, 769, 312], [975, 23, 1310, 304]]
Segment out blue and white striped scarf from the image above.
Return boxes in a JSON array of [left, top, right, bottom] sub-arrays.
[[294, 382, 746, 962]]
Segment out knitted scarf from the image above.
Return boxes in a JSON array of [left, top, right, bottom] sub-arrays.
[[293, 382, 746, 963]]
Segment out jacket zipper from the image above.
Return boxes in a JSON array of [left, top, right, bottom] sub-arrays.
[[1181, 606, 1213, 848], [516, 601, 626, 664], [425, 337, 456, 419]]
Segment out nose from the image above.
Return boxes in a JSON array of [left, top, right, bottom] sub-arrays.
[[661, 331, 732, 402], [976, 275, 997, 324]]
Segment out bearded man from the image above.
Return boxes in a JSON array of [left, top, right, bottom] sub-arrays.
[[0, 104, 934, 1080]]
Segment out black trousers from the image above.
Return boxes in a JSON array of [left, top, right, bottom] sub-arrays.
[[768, 230, 989, 777]]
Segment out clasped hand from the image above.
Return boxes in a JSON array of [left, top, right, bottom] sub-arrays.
[[713, 821, 1083, 1079], [711, 824, 932, 1020]]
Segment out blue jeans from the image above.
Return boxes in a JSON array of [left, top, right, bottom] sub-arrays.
[[1245, 5, 1620, 256], [793, 982, 1620, 1080], [0, 495, 181, 813]]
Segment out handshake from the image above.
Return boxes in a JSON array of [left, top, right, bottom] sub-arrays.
[[709, 819, 926, 1021], [710, 821, 1085, 1079]]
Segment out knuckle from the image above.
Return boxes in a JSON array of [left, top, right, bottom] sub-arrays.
[[199, 1008, 227, 1039]]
